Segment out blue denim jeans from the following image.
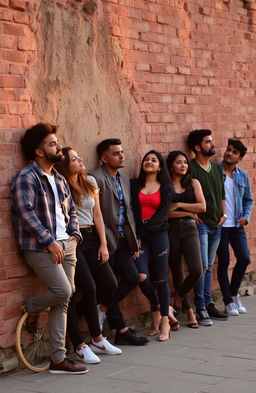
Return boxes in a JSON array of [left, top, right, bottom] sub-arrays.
[[194, 223, 222, 311], [217, 226, 250, 305]]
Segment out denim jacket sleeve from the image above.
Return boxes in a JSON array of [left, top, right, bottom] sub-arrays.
[[238, 170, 253, 222], [220, 162, 253, 224]]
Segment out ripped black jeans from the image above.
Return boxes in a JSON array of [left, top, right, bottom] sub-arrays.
[[134, 231, 170, 316]]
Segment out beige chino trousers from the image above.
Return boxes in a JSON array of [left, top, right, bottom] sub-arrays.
[[23, 238, 77, 362]]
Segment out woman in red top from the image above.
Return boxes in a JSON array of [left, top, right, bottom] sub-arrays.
[[131, 150, 174, 341]]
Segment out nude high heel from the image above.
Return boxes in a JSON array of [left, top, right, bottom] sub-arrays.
[[158, 316, 170, 342], [147, 310, 161, 336], [186, 308, 199, 329], [168, 306, 180, 331]]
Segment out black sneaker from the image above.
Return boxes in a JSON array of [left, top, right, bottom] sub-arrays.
[[49, 358, 89, 374], [206, 303, 228, 320], [114, 328, 149, 346], [196, 310, 213, 326]]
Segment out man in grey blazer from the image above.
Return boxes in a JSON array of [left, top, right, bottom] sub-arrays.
[[91, 139, 149, 346]]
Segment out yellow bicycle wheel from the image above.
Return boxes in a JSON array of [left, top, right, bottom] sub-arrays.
[[16, 310, 50, 373]]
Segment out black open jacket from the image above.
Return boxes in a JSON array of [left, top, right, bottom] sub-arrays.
[[130, 179, 174, 240]]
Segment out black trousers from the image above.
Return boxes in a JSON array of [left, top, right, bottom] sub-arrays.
[[67, 228, 118, 348], [168, 219, 202, 309], [106, 238, 141, 330]]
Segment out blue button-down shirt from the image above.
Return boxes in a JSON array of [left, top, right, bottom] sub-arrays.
[[220, 162, 253, 226], [11, 161, 82, 252], [111, 175, 126, 237]]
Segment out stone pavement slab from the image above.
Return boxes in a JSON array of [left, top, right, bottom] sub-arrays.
[[1, 295, 256, 393]]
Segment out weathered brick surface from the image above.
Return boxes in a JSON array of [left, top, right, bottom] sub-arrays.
[[0, 0, 38, 353], [9, 0, 26, 11], [103, 0, 256, 289], [0, 0, 256, 354]]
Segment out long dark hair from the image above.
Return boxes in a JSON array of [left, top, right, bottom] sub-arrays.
[[166, 150, 192, 189], [137, 150, 170, 188], [54, 147, 97, 206]]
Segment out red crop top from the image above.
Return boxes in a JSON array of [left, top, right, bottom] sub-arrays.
[[139, 189, 161, 220]]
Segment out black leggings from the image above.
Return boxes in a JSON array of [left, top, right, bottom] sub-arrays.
[[168, 219, 202, 309], [67, 228, 118, 349]]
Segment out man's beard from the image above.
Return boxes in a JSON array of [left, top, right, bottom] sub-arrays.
[[44, 150, 64, 163], [201, 147, 215, 157]]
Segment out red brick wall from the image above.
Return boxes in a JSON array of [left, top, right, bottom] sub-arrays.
[[0, 0, 256, 350], [102, 0, 256, 282], [0, 0, 38, 349]]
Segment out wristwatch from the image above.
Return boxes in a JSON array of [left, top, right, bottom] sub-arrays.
[[223, 214, 228, 219]]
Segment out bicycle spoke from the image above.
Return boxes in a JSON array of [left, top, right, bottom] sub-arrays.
[[16, 311, 50, 372]]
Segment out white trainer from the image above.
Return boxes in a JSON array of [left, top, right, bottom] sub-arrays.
[[76, 344, 101, 364], [89, 337, 122, 355], [225, 302, 239, 316], [97, 305, 106, 331], [232, 295, 246, 314]]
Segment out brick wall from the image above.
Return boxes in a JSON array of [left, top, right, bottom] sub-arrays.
[[102, 0, 256, 281], [0, 0, 38, 349], [0, 0, 256, 352]]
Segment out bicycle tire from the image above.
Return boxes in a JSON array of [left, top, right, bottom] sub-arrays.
[[16, 310, 50, 373]]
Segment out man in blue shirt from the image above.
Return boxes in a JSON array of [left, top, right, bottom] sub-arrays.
[[217, 139, 253, 316], [91, 139, 150, 346]]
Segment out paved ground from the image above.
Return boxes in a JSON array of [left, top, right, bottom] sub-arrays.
[[1, 295, 256, 393]]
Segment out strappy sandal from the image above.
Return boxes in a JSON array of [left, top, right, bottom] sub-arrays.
[[170, 320, 180, 331], [168, 306, 180, 331], [187, 321, 199, 329]]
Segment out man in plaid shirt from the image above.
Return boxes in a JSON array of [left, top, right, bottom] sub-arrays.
[[11, 123, 87, 375]]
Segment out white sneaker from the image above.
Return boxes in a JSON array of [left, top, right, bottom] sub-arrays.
[[97, 305, 106, 331], [76, 344, 101, 364], [89, 337, 122, 355], [232, 295, 246, 314], [225, 302, 239, 316]]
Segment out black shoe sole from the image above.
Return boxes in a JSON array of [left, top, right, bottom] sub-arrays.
[[114, 339, 149, 346], [208, 316, 228, 320]]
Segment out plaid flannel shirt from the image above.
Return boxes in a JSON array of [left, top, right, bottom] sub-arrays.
[[11, 160, 82, 252]]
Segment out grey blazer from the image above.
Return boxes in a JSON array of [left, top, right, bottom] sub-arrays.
[[90, 166, 139, 255]]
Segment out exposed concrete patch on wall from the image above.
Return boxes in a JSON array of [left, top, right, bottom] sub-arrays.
[[27, 0, 142, 174]]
